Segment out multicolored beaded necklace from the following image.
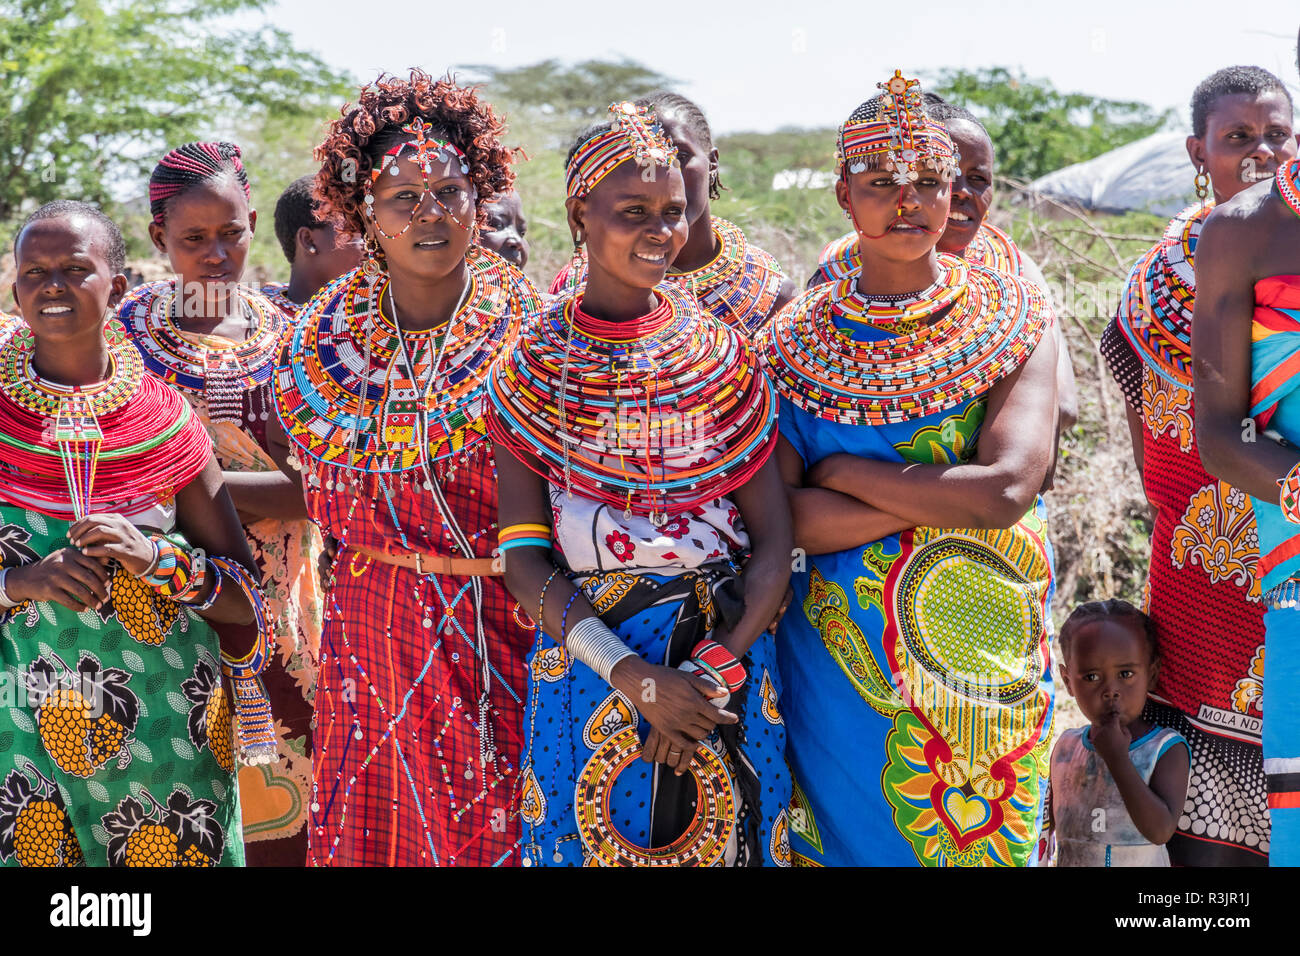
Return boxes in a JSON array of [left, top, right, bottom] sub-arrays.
[[759, 255, 1050, 426], [814, 221, 1024, 284], [0, 330, 212, 518], [118, 280, 284, 425], [487, 281, 777, 523], [1277, 158, 1300, 219], [259, 282, 301, 319], [277, 246, 539, 476], [551, 218, 786, 336], [827, 255, 969, 335], [1117, 202, 1212, 387]]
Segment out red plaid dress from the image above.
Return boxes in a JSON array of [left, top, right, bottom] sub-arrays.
[[304, 453, 533, 866]]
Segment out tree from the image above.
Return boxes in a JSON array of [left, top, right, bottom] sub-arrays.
[[0, 0, 351, 223], [933, 67, 1173, 183]]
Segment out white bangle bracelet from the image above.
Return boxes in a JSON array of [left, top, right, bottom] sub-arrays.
[[565, 614, 637, 684], [0, 568, 18, 610]]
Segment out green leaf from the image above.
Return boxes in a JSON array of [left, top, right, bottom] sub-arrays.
[[0, 732, 12, 752], [7, 708, 33, 734], [57, 627, 78, 649], [128, 739, 152, 763], [120, 649, 145, 673], [151, 761, 176, 785], [161, 646, 183, 669], [145, 672, 168, 696], [85, 779, 109, 803], [166, 692, 190, 714], [171, 737, 195, 760]]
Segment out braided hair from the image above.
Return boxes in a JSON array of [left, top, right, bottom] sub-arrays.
[[148, 142, 251, 226], [635, 91, 725, 200], [273, 175, 323, 263], [1059, 598, 1159, 663]]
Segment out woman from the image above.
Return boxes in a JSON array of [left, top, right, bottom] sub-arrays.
[[274, 70, 543, 866], [116, 143, 323, 865], [810, 99, 1078, 436], [478, 189, 529, 269], [550, 92, 795, 336], [1193, 35, 1300, 866], [762, 72, 1058, 866], [488, 102, 792, 866], [0, 201, 267, 867], [1100, 66, 1295, 866]]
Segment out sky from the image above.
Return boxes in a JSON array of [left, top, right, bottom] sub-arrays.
[[256, 0, 1300, 134]]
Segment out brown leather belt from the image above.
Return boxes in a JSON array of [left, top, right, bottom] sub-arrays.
[[349, 545, 499, 577]]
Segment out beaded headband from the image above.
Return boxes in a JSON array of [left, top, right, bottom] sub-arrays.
[[565, 102, 679, 199], [837, 71, 959, 185], [362, 117, 474, 236]]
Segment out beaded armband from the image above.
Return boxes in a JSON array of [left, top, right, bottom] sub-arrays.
[[1280, 461, 1300, 524], [689, 640, 747, 692], [141, 535, 207, 603], [498, 523, 552, 554], [210, 556, 278, 766]]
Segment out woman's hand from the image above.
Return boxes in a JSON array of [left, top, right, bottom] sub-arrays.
[[4, 549, 112, 612], [68, 513, 156, 577], [610, 656, 736, 774]]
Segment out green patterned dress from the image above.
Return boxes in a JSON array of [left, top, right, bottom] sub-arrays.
[[0, 506, 243, 867]]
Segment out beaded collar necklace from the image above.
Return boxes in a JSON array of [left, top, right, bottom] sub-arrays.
[[488, 281, 777, 522], [260, 282, 300, 318], [278, 246, 537, 476], [118, 281, 284, 424], [827, 255, 968, 334], [1276, 158, 1300, 219], [1117, 202, 1212, 386], [759, 257, 1049, 426]]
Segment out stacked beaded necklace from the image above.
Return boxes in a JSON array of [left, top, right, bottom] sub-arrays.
[[759, 254, 1049, 426], [0, 329, 212, 518], [1117, 202, 1212, 387], [119, 280, 284, 426], [552, 218, 786, 336], [488, 281, 777, 524], [815, 221, 1024, 284], [1277, 158, 1300, 219], [259, 282, 301, 319], [277, 246, 537, 478]]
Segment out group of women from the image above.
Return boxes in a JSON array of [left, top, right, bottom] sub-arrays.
[[0, 42, 1296, 866]]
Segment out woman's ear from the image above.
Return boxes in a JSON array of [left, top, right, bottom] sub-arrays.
[[248, 208, 257, 235], [147, 221, 167, 255], [108, 273, 129, 310], [834, 177, 852, 215], [1185, 135, 1207, 174], [565, 195, 586, 244]]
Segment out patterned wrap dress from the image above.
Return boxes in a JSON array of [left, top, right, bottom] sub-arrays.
[[759, 257, 1056, 865], [549, 217, 788, 336], [0, 335, 243, 867], [275, 248, 542, 866], [118, 280, 323, 865], [1099, 202, 1270, 865], [487, 284, 791, 866], [1246, 262, 1300, 866]]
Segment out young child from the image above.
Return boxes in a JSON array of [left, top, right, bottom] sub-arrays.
[[1050, 599, 1190, 866]]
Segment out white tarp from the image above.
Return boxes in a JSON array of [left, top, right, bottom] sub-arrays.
[[1025, 131, 1198, 217]]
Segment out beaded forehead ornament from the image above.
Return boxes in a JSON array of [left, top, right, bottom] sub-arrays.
[[362, 117, 474, 237], [837, 70, 959, 186], [565, 102, 679, 199]]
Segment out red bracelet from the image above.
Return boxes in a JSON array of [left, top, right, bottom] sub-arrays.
[[691, 639, 747, 692]]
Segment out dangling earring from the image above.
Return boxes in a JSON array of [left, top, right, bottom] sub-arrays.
[[1194, 166, 1210, 203], [842, 208, 851, 220], [102, 316, 126, 346], [567, 230, 585, 289], [362, 235, 382, 279]]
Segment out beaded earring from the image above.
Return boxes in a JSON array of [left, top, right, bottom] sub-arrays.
[[361, 235, 383, 278], [103, 317, 127, 346], [1194, 167, 1210, 202], [568, 230, 585, 278]]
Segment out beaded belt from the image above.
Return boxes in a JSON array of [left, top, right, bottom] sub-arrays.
[[350, 544, 499, 578]]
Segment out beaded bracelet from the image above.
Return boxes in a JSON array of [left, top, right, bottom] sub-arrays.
[[560, 590, 581, 644], [210, 556, 277, 766], [0, 567, 17, 610], [1280, 460, 1300, 524], [499, 523, 553, 553], [140, 535, 204, 600], [536, 568, 561, 626], [691, 639, 747, 692]]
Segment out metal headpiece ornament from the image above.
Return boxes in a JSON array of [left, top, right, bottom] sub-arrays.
[[836, 70, 959, 186], [362, 117, 474, 237], [565, 102, 679, 199]]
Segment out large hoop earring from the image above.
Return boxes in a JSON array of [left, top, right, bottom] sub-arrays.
[[361, 235, 383, 278], [1194, 167, 1210, 202]]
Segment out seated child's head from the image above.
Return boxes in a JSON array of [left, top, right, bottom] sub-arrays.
[[1059, 599, 1159, 728], [479, 190, 528, 268]]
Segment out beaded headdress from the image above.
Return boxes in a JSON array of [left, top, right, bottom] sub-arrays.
[[362, 117, 474, 236], [565, 102, 679, 199], [837, 71, 959, 185]]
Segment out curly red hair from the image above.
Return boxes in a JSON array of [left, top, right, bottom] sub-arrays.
[[313, 69, 515, 240]]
